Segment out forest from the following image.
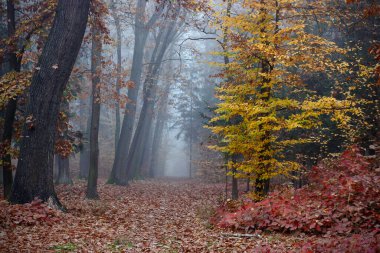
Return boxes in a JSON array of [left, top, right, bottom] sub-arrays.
[[0, 0, 379, 252]]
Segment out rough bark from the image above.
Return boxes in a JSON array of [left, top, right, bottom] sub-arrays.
[[9, 0, 90, 209], [109, 0, 165, 184], [2, 0, 20, 199], [86, 23, 102, 199]]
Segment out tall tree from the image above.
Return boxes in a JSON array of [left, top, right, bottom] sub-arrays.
[[108, 0, 165, 184], [209, 0, 361, 199], [110, 0, 122, 151], [125, 4, 182, 182], [79, 93, 91, 179], [1, 0, 56, 193], [9, 0, 90, 209], [149, 73, 171, 178], [86, 13, 103, 199]]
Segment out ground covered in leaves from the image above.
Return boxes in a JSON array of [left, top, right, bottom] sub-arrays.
[[0, 177, 378, 252]]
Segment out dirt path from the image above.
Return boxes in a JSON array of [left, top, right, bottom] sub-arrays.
[[1, 180, 297, 252]]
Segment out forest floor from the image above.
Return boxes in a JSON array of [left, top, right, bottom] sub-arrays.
[[0, 179, 357, 252]]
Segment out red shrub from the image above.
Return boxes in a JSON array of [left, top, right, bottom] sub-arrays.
[[213, 146, 380, 235]]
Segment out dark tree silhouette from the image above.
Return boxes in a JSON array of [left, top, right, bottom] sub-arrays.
[[9, 0, 90, 209]]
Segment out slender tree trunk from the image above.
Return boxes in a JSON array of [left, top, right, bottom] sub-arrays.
[[79, 96, 90, 179], [109, 0, 165, 184], [222, 0, 238, 200], [149, 81, 170, 177], [86, 23, 102, 199], [110, 0, 122, 151], [55, 156, 72, 184], [231, 155, 239, 200], [55, 101, 73, 185], [255, 1, 276, 198], [9, 0, 90, 209]]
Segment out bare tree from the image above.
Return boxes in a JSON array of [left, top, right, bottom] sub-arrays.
[[109, 0, 165, 184]]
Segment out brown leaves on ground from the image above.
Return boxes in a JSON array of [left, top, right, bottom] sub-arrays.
[[0, 180, 350, 252]]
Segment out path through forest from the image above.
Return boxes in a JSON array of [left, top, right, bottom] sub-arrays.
[[2, 180, 304, 252]]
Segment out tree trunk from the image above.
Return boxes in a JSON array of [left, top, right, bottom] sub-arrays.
[[231, 155, 239, 200], [109, 0, 165, 184], [86, 23, 102, 200], [2, 0, 18, 199], [125, 11, 180, 182], [255, 1, 277, 198], [110, 0, 122, 151], [9, 0, 90, 209], [149, 82, 170, 178], [222, 0, 239, 200], [79, 96, 91, 179], [55, 156, 72, 184]]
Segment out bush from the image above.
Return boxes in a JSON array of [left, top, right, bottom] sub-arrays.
[[212, 146, 380, 235]]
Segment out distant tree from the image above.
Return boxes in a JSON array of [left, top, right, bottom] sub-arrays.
[[109, 0, 166, 185], [125, 3, 183, 182], [55, 100, 74, 185], [110, 0, 122, 151]]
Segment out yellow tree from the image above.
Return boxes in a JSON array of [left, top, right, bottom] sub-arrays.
[[209, 0, 361, 198]]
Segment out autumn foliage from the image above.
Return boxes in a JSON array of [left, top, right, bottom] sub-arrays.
[[212, 146, 380, 250]]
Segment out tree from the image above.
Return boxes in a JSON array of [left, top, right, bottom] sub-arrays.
[[108, 0, 166, 184], [209, 0, 361, 199], [1, 0, 57, 196], [9, 0, 90, 209], [125, 3, 182, 182], [86, 9, 104, 199], [110, 0, 122, 151], [55, 100, 74, 185]]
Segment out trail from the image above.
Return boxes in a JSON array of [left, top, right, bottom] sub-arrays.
[[1, 180, 296, 252]]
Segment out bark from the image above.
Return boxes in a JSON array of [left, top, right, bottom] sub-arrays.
[[110, 0, 122, 151], [0, 5, 6, 185], [109, 0, 165, 184], [2, 100, 16, 198], [79, 96, 91, 179], [231, 155, 239, 200], [55, 156, 72, 185], [55, 101, 73, 185], [149, 82, 170, 177], [139, 124, 154, 178], [86, 23, 102, 199], [125, 9, 180, 182], [9, 0, 90, 210], [2, 0, 20, 199]]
